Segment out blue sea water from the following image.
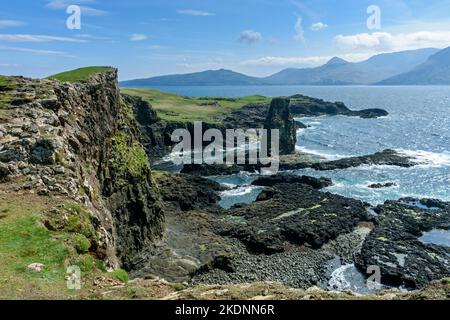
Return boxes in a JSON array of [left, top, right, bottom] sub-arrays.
[[156, 85, 450, 206], [155, 85, 450, 290]]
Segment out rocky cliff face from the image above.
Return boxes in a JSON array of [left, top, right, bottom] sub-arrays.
[[0, 70, 164, 268]]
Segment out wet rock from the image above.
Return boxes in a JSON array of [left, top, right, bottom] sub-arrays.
[[218, 181, 369, 254], [154, 172, 225, 212], [289, 94, 388, 119], [181, 163, 243, 176], [252, 174, 332, 189], [368, 182, 397, 189], [311, 149, 415, 171], [356, 198, 450, 289]]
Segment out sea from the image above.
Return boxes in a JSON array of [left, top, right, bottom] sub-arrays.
[[153, 85, 450, 291]]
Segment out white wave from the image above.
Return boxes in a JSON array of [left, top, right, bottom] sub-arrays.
[[396, 149, 450, 167], [221, 182, 237, 189], [295, 145, 349, 160], [220, 185, 256, 197]]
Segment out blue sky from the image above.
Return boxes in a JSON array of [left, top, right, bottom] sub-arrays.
[[1, 0, 450, 80]]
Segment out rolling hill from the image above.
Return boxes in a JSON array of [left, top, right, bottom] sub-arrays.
[[120, 69, 262, 87]]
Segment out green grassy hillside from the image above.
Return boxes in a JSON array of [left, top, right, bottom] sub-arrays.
[[121, 88, 270, 123], [48, 67, 113, 83]]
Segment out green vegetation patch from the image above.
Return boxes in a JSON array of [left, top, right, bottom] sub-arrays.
[[120, 88, 270, 124], [0, 75, 16, 110], [47, 66, 113, 83], [0, 196, 106, 298], [113, 131, 150, 180], [111, 269, 129, 283]]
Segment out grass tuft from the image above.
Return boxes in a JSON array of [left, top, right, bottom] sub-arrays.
[[47, 66, 114, 83], [111, 269, 129, 283]]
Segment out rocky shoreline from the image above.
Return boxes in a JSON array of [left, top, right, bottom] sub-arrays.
[[129, 169, 450, 291], [1, 69, 449, 300]]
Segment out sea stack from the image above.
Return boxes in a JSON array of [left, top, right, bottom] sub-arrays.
[[264, 97, 296, 155]]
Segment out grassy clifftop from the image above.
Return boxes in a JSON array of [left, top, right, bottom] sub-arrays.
[[121, 88, 270, 123], [48, 66, 114, 83]]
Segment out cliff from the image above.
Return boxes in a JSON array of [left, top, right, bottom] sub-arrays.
[[0, 69, 164, 269]]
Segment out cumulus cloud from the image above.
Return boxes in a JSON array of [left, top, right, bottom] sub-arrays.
[[0, 34, 86, 42], [310, 22, 328, 31], [0, 20, 24, 28], [335, 31, 450, 52], [177, 9, 215, 16], [46, 0, 108, 16], [293, 17, 304, 41], [130, 33, 148, 41], [239, 30, 262, 44]]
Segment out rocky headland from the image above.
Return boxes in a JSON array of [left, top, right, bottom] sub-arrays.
[[1, 68, 449, 300]]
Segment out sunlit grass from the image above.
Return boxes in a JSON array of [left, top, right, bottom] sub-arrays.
[[121, 88, 270, 123]]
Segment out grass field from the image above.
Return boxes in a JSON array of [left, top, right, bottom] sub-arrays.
[[48, 66, 114, 83], [0, 193, 125, 299], [121, 88, 270, 123]]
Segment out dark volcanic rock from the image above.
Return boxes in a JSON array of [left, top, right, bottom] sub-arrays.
[[217, 180, 369, 254], [368, 182, 397, 189], [288, 94, 388, 119], [264, 98, 296, 155], [356, 198, 450, 289], [29, 139, 57, 164], [181, 163, 244, 176], [252, 174, 332, 189], [352, 108, 389, 119], [154, 172, 225, 212], [221, 103, 270, 129], [312, 149, 415, 171]]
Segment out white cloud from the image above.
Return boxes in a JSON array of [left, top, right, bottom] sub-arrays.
[[46, 0, 108, 16], [310, 22, 328, 31], [335, 31, 450, 52], [242, 56, 330, 67], [177, 9, 215, 16], [75, 34, 111, 40], [0, 46, 72, 56], [293, 17, 304, 41], [130, 33, 148, 41], [241, 53, 375, 67], [0, 34, 86, 42], [0, 20, 24, 28], [239, 30, 262, 44]]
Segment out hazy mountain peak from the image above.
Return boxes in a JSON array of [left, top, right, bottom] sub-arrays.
[[325, 57, 349, 66]]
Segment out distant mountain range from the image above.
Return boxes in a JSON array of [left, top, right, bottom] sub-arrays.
[[377, 47, 450, 85], [120, 47, 450, 87]]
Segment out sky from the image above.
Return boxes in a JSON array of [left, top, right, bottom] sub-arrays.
[[1, 0, 450, 80]]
